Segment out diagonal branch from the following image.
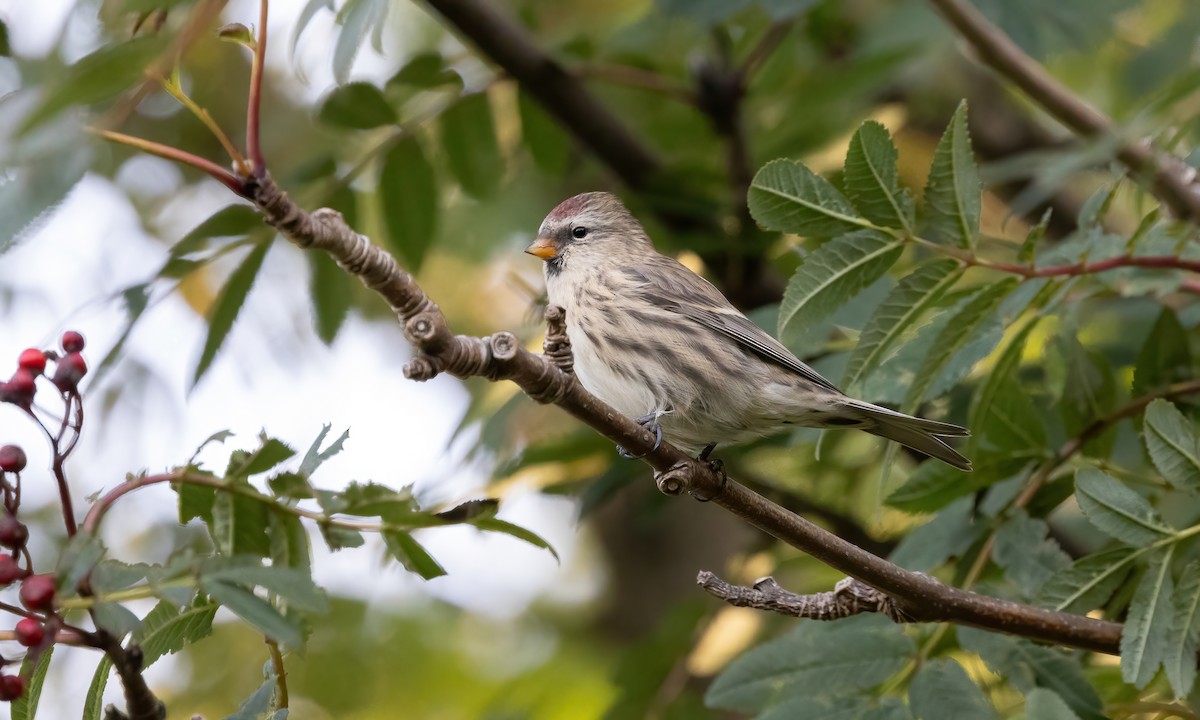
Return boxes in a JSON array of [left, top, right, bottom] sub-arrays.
[[240, 171, 1130, 657], [928, 0, 1200, 223]]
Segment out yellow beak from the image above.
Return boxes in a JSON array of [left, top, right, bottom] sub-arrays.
[[525, 236, 559, 261]]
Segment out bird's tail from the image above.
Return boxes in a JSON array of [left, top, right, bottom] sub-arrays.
[[838, 399, 972, 471]]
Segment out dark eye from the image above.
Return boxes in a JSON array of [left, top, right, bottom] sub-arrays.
[[571, 226, 588, 239]]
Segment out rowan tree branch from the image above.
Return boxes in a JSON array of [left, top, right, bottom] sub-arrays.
[[698, 572, 912, 623], [928, 0, 1200, 223], [236, 171, 1134, 657]]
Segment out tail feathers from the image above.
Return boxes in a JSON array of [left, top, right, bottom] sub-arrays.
[[840, 400, 972, 471]]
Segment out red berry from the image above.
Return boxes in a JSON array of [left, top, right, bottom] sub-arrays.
[[0, 517, 26, 549], [0, 673, 23, 701], [0, 446, 25, 473], [6, 369, 35, 398], [14, 618, 43, 648], [52, 352, 87, 392], [16, 350, 45, 376], [0, 556, 21, 586], [61, 331, 85, 353], [18, 575, 55, 612]]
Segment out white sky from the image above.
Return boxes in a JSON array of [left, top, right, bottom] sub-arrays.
[[0, 0, 597, 715]]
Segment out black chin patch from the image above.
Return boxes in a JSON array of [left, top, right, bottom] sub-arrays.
[[546, 256, 565, 276]]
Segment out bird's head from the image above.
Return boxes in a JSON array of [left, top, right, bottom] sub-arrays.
[[526, 192, 653, 274]]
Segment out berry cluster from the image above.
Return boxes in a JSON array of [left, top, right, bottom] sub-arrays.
[[0, 333, 85, 701]]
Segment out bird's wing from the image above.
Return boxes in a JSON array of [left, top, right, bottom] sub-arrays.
[[627, 258, 843, 393]]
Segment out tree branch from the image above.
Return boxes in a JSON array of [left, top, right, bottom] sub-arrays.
[[237, 171, 1134, 657], [928, 0, 1200, 223], [698, 572, 911, 622], [94, 633, 165, 720]]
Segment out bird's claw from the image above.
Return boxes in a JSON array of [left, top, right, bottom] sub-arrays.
[[616, 413, 664, 459]]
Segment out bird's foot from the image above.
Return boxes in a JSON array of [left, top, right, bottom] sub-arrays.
[[693, 442, 726, 502], [616, 412, 666, 459]]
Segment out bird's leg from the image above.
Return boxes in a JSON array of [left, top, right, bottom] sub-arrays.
[[693, 442, 727, 502], [616, 410, 667, 459]]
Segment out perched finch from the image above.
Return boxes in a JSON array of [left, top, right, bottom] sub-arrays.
[[526, 192, 971, 471]]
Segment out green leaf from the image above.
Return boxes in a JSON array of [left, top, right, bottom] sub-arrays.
[[192, 241, 272, 387], [993, 510, 1071, 598], [332, 0, 388, 85], [1037, 547, 1138, 614], [178, 480, 217, 524], [843, 120, 914, 232], [169, 205, 262, 259], [1166, 560, 1200, 698], [319, 522, 364, 550], [920, 101, 981, 249], [10, 647, 52, 720], [203, 560, 328, 613], [299, 425, 350, 477], [1055, 334, 1117, 441], [308, 251, 352, 343], [1075, 468, 1173, 546], [889, 496, 982, 571], [706, 615, 913, 712], [967, 316, 1041, 450], [902, 279, 1018, 409], [440, 92, 503, 198], [19, 35, 169, 134], [388, 52, 461, 88], [317, 81, 396, 129], [93, 602, 141, 637], [1121, 548, 1175, 689], [223, 676, 277, 720], [0, 20, 8, 57], [974, 375, 1048, 457], [777, 231, 903, 350], [1025, 689, 1083, 720], [203, 579, 302, 648], [1144, 399, 1200, 494], [380, 136, 439, 271], [211, 486, 271, 558], [842, 259, 962, 393], [1018, 208, 1051, 265], [474, 518, 559, 561], [908, 658, 997, 720], [56, 533, 105, 593], [269, 510, 311, 572], [519, 89, 570, 175], [886, 460, 979, 513], [239, 437, 296, 476], [138, 599, 219, 666], [83, 656, 112, 720], [748, 158, 876, 236], [958, 628, 1103, 720], [383, 529, 447, 579], [1134, 309, 1193, 396]]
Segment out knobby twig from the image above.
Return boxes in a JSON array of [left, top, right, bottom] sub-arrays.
[[929, 0, 1200, 223], [94, 633, 165, 720], [698, 572, 913, 623]]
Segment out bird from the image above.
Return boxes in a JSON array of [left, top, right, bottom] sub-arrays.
[[525, 192, 971, 471]]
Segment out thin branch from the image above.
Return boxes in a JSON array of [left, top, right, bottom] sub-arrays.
[[93, 632, 166, 720], [573, 63, 696, 104], [246, 0, 269, 175], [738, 21, 793, 80], [89, 129, 247, 195], [265, 638, 288, 710], [698, 572, 911, 622], [928, 0, 1200, 222], [160, 78, 249, 175]]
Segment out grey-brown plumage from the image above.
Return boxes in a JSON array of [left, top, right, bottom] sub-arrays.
[[526, 192, 971, 471]]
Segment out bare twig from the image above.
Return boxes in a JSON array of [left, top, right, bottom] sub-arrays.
[[928, 0, 1200, 222], [573, 63, 696, 104], [246, 0, 269, 175], [698, 572, 912, 622], [266, 638, 288, 709], [93, 633, 165, 720]]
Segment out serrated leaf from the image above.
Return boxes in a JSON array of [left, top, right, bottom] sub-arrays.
[[440, 92, 503, 198], [170, 205, 262, 259], [749, 158, 876, 236], [309, 251, 352, 343], [211, 486, 271, 558], [203, 579, 302, 648], [178, 480, 217, 524], [1144, 399, 1200, 494], [902, 279, 1018, 409], [1134, 309, 1193, 397], [474, 518, 559, 561], [1018, 208, 1051, 265], [842, 259, 962, 393], [958, 628, 1103, 720], [1037, 547, 1138, 614], [777, 231, 903, 350], [706, 615, 913, 712], [299, 425, 350, 477], [921, 101, 981, 249], [138, 599, 218, 666], [908, 658, 997, 720], [380, 136, 438, 271], [83, 655, 112, 720], [10, 647, 52, 720], [1025, 689, 1083, 720], [1122, 548, 1175, 689], [269, 511, 311, 572], [93, 601, 142, 637], [383, 529, 446, 579], [204, 559, 327, 612], [967, 316, 1040, 450], [1055, 334, 1117, 442], [1075, 468, 1173, 546], [193, 241, 272, 387], [317, 81, 396, 129], [19, 35, 169, 134], [240, 437, 296, 476], [1166, 560, 1200, 697], [975, 375, 1047, 457], [993, 510, 1071, 598], [844, 120, 914, 232], [332, 0, 387, 84]]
